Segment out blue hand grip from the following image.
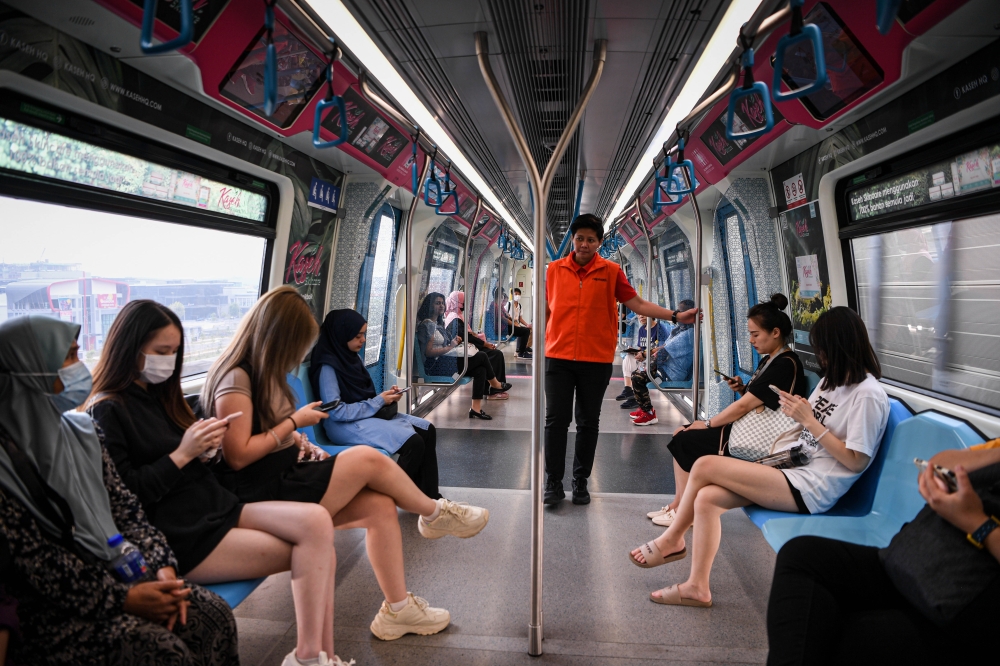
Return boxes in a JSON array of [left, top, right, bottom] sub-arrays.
[[410, 142, 418, 196], [666, 159, 697, 196], [771, 24, 828, 101], [876, 0, 902, 35], [424, 177, 440, 207], [653, 174, 684, 214], [312, 96, 348, 148], [141, 0, 193, 54], [436, 188, 458, 216], [263, 41, 278, 117]]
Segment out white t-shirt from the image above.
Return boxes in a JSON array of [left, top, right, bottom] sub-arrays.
[[780, 374, 890, 514]]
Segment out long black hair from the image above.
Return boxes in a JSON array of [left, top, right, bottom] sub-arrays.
[[417, 292, 446, 326], [809, 306, 881, 390], [747, 293, 792, 341], [88, 300, 195, 429]]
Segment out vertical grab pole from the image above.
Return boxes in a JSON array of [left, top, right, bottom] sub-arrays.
[[477, 33, 607, 657], [685, 173, 704, 418], [404, 153, 432, 413], [637, 200, 663, 392], [461, 200, 484, 370]]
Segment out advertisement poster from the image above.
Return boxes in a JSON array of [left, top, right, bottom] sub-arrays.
[[320, 86, 409, 169], [126, 0, 229, 44], [0, 3, 344, 320], [778, 202, 830, 370], [699, 95, 784, 166]]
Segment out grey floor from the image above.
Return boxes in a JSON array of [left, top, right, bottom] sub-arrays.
[[236, 353, 775, 665]]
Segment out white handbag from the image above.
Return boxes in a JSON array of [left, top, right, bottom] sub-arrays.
[[727, 355, 802, 462], [444, 343, 479, 357]]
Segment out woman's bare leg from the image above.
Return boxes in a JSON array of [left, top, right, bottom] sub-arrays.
[[320, 446, 437, 519], [333, 488, 407, 604], [669, 458, 689, 512], [632, 456, 798, 564], [186, 502, 335, 660]]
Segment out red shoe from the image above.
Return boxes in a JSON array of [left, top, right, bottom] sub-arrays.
[[629, 408, 644, 419], [633, 410, 658, 426]]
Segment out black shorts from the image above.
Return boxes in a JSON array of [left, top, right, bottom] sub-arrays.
[[782, 472, 810, 514], [667, 424, 732, 472]]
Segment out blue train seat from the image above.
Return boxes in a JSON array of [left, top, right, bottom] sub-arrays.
[[206, 579, 267, 609], [749, 407, 983, 552], [803, 368, 820, 395]]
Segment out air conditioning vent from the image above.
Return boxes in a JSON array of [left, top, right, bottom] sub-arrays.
[[68, 16, 96, 27]]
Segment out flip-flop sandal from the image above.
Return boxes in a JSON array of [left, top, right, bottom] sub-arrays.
[[628, 540, 687, 569], [650, 584, 712, 607]]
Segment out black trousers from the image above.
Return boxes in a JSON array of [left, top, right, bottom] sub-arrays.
[[767, 536, 1000, 666], [457, 352, 496, 399], [544, 358, 613, 484], [512, 326, 531, 353], [483, 347, 507, 383], [395, 424, 441, 500]]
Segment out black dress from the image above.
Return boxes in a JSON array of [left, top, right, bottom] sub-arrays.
[[89, 385, 244, 575], [668, 350, 808, 472]]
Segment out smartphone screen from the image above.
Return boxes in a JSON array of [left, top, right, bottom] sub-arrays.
[[316, 400, 340, 412], [395, 387, 411, 394]]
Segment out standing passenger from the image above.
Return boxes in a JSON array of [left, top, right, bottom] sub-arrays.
[[543, 214, 699, 505]]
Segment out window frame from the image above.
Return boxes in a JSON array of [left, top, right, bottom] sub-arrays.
[[356, 203, 400, 368]]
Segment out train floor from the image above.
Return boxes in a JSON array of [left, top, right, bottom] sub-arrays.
[[235, 354, 776, 665]]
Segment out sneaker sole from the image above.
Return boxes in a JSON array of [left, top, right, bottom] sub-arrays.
[[418, 510, 490, 540], [543, 494, 564, 505], [370, 616, 451, 641], [572, 495, 591, 505], [633, 419, 659, 426]]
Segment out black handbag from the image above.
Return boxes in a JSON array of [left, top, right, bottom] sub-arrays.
[[879, 461, 1000, 625], [373, 401, 398, 420]]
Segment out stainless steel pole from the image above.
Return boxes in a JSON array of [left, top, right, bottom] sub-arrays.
[[404, 155, 431, 413], [686, 178, 703, 418], [477, 33, 606, 657]]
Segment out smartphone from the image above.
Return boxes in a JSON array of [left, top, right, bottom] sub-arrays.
[[316, 400, 341, 412], [713, 367, 732, 381], [914, 458, 958, 492], [769, 384, 782, 395], [394, 387, 412, 394], [222, 411, 244, 423]]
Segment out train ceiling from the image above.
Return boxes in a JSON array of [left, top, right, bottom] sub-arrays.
[[343, 0, 731, 245]]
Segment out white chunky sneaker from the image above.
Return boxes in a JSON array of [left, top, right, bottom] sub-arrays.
[[647, 505, 672, 519], [370, 593, 451, 640], [418, 499, 489, 539], [281, 650, 354, 666], [651, 508, 677, 527]]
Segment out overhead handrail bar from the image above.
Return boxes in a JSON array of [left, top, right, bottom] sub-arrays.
[[725, 38, 774, 140], [771, 0, 828, 102], [477, 31, 607, 658], [876, 0, 902, 35], [140, 0, 193, 55], [313, 40, 348, 148]]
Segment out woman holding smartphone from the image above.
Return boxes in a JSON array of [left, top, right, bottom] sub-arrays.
[[88, 300, 353, 666], [629, 307, 889, 610], [647, 294, 808, 526], [310, 308, 441, 499]]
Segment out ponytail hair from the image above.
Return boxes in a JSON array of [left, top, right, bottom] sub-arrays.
[[747, 293, 792, 341]]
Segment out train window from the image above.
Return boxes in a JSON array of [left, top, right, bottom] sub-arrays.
[[0, 197, 266, 376], [421, 223, 463, 297], [852, 214, 1000, 411], [357, 208, 398, 366], [771, 3, 883, 121]]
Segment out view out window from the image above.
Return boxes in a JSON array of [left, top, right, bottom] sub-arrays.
[[853, 213, 1000, 411], [0, 197, 266, 377], [363, 211, 396, 366]]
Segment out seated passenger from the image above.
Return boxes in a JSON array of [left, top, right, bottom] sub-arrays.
[[654, 297, 696, 383], [202, 287, 490, 640], [646, 295, 806, 524], [0, 316, 237, 665], [444, 290, 510, 393], [87, 300, 349, 666], [310, 308, 441, 499], [503, 288, 532, 358], [622, 314, 669, 419], [767, 445, 1000, 665], [629, 306, 889, 609], [417, 292, 510, 420]]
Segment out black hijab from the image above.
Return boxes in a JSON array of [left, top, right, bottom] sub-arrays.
[[309, 309, 376, 404]]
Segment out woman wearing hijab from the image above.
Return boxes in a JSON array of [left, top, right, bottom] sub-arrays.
[[0, 315, 237, 665], [310, 309, 441, 499], [443, 291, 510, 395], [416, 292, 508, 420]]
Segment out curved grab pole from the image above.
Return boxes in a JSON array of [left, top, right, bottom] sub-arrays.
[[477, 32, 607, 657], [403, 153, 431, 413]]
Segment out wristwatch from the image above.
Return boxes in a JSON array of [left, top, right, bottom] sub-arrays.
[[967, 515, 1000, 549], [671, 310, 678, 324], [705, 417, 712, 428]]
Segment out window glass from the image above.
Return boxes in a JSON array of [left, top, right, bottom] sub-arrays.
[[0, 197, 266, 377], [363, 212, 396, 366], [853, 213, 1000, 410], [725, 213, 755, 373]]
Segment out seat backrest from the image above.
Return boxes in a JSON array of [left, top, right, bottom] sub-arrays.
[[871, 410, 983, 522], [412, 336, 428, 380], [803, 369, 821, 396], [826, 398, 911, 517]]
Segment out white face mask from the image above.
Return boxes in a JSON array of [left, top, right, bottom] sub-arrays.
[[513, 295, 521, 302], [140, 353, 177, 384]]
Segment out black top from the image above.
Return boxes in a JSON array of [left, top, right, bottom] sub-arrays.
[[446, 318, 487, 351], [89, 384, 243, 575], [744, 349, 809, 408]]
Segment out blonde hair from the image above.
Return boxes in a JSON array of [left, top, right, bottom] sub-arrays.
[[201, 286, 318, 431]]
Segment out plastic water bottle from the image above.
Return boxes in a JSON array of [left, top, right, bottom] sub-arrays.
[[108, 534, 149, 583]]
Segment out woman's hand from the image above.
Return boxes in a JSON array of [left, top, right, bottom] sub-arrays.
[[171, 418, 229, 468], [919, 464, 987, 533], [635, 351, 646, 362], [778, 391, 814, 425], [380, 388, 404, 405], [123, 579, 190, 626], [292, 401, 329, 428], [452, 336, 462, 347], [293, 432, 329, 462], [725, 376, 745, 393], [685, 420, 708, 431], [156, 567, 189, 631]]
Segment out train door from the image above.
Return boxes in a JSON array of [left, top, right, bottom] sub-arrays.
[[513, 262, 532, 324]]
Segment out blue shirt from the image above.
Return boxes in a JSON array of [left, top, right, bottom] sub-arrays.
[[317, 364, 430, 454], [656, 326, 694, 381]]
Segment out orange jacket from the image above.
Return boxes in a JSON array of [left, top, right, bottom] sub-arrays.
[[545, 253, 623, 363]]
